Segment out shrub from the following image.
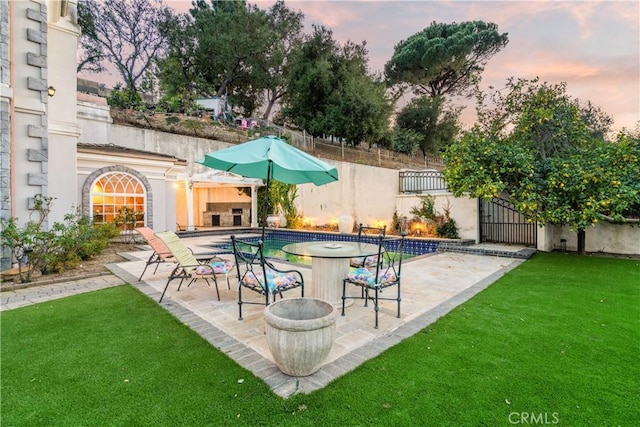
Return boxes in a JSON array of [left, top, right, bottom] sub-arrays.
[[107, 84, 143, 110], [435, 202, 459, 239], [183, 119, 206, 136], [0, 197, 120, 281], [410, 195, 436, 220], [436, 218, 459, 239]]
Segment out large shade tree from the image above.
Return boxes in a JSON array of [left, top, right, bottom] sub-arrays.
[[385, 21, 508, 156], [158, 0, 304, 119], [385, 21, 509, 98], [284, 25, 391, 146], [256, 1, 306, 120], [156, 8, 205, 101], [77, 0, 168, 95], [188, 0, 272, 116], [443, 78, 639, 254], [394, 96, 461, 156]]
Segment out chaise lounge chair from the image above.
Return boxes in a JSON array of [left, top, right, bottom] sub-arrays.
[[134, 227, 175, 281], [154, 231, 234, 303]]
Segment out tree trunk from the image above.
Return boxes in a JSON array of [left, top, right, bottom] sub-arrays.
[[577, 229, 586, 255], [262, 100, 275, 121]]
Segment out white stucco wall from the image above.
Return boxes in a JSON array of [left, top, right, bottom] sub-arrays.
[[395, 193, 479, 241], [107, 124, 233, 177], [10, 0, 47, 225], [295, 162, 398, 228], [77, 97, 111, 143], [551, 222, 640, 255]]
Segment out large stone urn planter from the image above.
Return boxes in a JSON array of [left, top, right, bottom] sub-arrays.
[[264, 298, 337, 376]]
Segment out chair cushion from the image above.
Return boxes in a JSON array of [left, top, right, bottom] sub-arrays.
[[210, 260, 233, 274], [241, 268, 299, 292], [194, 260, 233, 276], [347, 267, 397, 286], [349, 255, 379, 268]]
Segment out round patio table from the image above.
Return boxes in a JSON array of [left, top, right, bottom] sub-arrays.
[[282, 241, 379, 307]]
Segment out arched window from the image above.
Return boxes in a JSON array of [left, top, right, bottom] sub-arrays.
[[91, 172, 146, 229]]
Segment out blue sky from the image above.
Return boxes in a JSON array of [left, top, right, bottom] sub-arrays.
[[165, 1, 640, 133]]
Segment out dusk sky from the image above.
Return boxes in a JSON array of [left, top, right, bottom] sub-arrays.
[[159, 1, 640, 133]]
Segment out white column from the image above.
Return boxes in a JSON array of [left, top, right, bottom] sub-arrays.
[[186, 181, 195, 231], [251, 185, 259, 228]]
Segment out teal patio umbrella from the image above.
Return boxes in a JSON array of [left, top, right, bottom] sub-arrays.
[[196, 135, 339, 238]]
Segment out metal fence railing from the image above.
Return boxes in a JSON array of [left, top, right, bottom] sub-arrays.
[[399, 170, 448, 193]]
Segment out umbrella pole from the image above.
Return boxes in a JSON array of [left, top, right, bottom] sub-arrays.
[[261, 161, 272, 241]]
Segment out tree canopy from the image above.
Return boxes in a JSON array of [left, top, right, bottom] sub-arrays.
[[385, 21, 507, 156], [157, 0, 304, 119], [77, 0, 168, 94], [443, 78, 639, 254], [394, 96, 460, 156], [283, 25, 391, 145], [384, 21, 509, 98], [257, 1, 306, 119]]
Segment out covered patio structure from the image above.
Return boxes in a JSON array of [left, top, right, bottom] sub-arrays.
[[177, 170, 264, 231]]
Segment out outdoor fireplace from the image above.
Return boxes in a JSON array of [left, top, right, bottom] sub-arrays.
[[203, 203, 251, 227]]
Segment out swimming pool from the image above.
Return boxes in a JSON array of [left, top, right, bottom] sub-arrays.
[[210, 229, 441, 264]]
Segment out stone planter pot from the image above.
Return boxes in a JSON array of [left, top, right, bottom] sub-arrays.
[[338, 215, 354, 234], [264, 298, 337, 376]]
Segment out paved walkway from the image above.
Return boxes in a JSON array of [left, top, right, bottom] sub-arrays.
[[1, 237, 529, 398], [1, 275, 125, 311]]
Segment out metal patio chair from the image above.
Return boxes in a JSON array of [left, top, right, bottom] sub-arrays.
[[342, 233, 405, 328], [350, 223, 387, 268], [230, 235, 304, 320]]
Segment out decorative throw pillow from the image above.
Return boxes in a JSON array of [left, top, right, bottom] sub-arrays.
[[195, 265, 214, 275]]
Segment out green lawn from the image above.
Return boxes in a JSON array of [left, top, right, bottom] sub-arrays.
[[2, 252, 638, 426]]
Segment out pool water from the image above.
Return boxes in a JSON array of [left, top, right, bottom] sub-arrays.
[[211, 230, 440, 265]]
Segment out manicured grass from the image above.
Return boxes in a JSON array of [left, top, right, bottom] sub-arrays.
[[2, 253, 638, 426]]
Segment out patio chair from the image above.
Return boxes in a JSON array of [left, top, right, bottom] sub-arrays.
[[134, 227, 175, 281], [230, 235, 304, 320], [350, 223, 387, 268], [155, 231, 234, 303], [341, 234, 405, 329]]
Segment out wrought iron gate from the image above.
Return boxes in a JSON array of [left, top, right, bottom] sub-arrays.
[[480, 197, 537, 246]]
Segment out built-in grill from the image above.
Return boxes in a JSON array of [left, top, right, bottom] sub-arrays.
[[203, 203, 251, 227]]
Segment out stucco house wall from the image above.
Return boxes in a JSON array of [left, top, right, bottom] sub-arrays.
[[1, 0, 82, 269], [76, 146, 186, 233], [47, 2, 81, 226]]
